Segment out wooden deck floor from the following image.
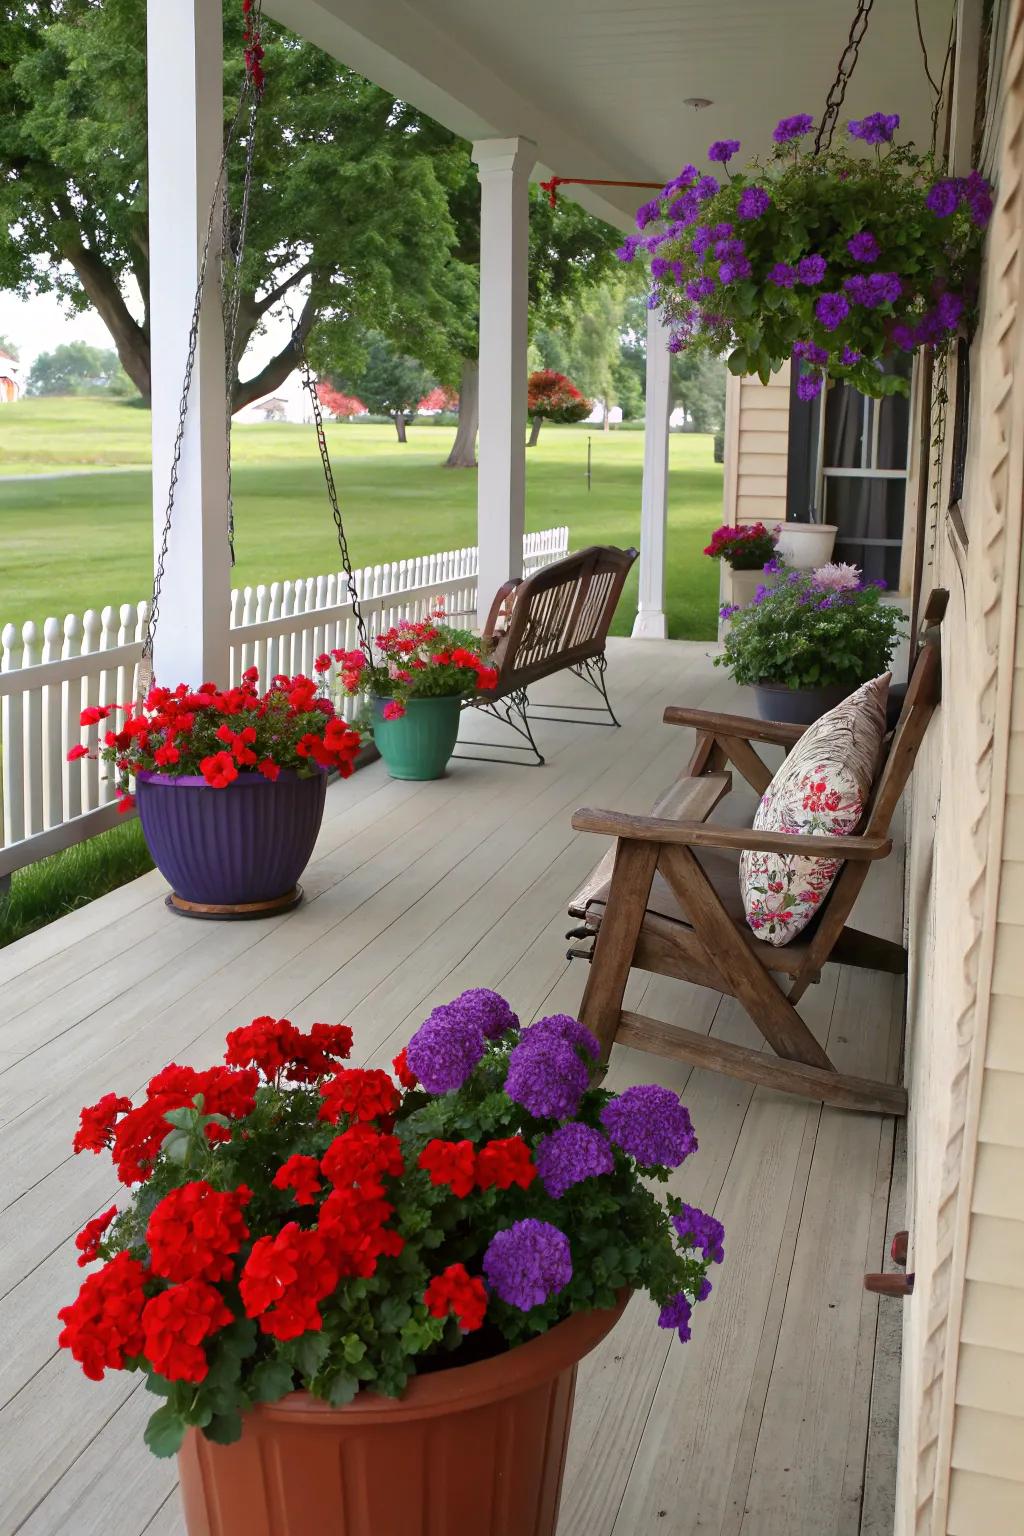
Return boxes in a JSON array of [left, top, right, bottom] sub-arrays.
[[0, 639, 904, 1536]]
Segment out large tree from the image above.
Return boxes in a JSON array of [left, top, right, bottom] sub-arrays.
[[329, 333, 436, 442], [0, 1, 460, 409], [27, 341, 132, 396]]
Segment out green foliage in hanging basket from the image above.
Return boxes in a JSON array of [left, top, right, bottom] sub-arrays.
[[618, 113, 992, 401]]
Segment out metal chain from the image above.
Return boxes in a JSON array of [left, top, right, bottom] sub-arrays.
[[143, 2, 264, 667], [813, 0, 875, 155], [283, 299, 370, 658], [222, 87, 261, 565]]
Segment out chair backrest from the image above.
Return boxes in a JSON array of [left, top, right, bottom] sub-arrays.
[[488, 546, 638, 692]]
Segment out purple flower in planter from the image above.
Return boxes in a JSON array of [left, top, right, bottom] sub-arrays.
[[848, 111, 899, 144], [796, 370, 824, 401], [635, 199, 662, 230], [522, 1013, 601, 1060], [658, 1292, 692, 1341], [773, 113, 814, 144], [719, 602, 740, 619], [926, 179, 960, 217], [406, 1006, 485, 1094], [707, 139, 740, 164], [797, 254, 827, 285], [686, 276, 716, 300], [792, 340, 828, 365], [448, 987, 519, 1041], [815, 292, 850, 331], [768, 261, 798, 288], [600, 1084, 697, 1168], [535, 1123, 614, 1198], [737, 185, 771, 220], [483, 1219, 573, 1311], [672, 1204, 725, 1263], [847, 231, 879, 262], [505, 1031, 589, 1120]]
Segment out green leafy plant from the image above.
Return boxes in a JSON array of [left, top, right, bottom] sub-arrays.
[[717, 566, 906, 689]]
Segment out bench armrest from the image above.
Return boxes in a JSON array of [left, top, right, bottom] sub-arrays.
[[571, 807, 891, 861], [481, 578, 523, 639], [662, 706, 807, 747]]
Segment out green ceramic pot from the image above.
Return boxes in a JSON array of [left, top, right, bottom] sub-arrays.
[[372, 694, 462, 780]]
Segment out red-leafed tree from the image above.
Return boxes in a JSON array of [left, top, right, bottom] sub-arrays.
[[526, 370, 592, 446], [316, 382, 366, 419], [418, 384, 458, 413]]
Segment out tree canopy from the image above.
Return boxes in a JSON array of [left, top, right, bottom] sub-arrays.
[[0, 1, 462, 409], [329, 333, 436, 441], [26, 342, 133, 396]]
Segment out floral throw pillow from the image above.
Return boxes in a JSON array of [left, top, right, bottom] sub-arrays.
[[738, 675, 890, 947]]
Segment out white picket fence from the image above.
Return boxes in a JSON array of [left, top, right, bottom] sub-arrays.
[[0, 526, 569, 877]]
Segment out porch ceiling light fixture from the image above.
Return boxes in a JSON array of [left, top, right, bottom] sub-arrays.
[[682, 98, 713, 110]]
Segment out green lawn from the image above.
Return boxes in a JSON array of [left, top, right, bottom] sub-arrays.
[[0, 397, 722, 639]]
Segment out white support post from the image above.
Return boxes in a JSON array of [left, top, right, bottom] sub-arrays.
[[147, 0, 230, 686], [632, 307, 672, 639], [473, 137, 536, 627]]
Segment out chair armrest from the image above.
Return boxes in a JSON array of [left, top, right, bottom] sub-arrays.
[[482, 578, 523, 638], [662, 706, 807, 747], [571, 807, 891, 861]]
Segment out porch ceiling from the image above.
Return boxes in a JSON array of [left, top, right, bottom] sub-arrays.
[[265, 0, 954, 229]]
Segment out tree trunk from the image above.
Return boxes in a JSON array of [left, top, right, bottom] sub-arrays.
[[528, 415, 542, 447], [61, 237, 152, 401], [394, 413, 408, 442], [444, 357, 479, 468], [602, 400, 611, 432]]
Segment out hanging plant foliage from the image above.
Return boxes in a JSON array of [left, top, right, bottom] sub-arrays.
[[618, 113, 992, 400]]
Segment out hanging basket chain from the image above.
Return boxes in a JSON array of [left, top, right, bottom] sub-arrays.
[[222, 87, 262, 566], [813, 0, 875, 156], [284, 301, 370, 659]]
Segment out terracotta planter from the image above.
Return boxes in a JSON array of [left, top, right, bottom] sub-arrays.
[[135, 767, 327, 917], [178, 1294, 628, 1536]]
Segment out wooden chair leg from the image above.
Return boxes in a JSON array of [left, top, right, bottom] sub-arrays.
[[718, 735, 773, 795], [577, 840, 659, 1062], [687, 733, 728, 777], [657, 845, 835, 1073]]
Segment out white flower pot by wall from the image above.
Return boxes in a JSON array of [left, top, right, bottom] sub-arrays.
[[775, 522, 838, 569]]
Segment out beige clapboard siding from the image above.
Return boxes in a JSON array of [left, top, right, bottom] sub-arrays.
[[960, 1280, 1024, 1356], [723, 366, 791, 529], [947, 1469, 1024, 1534]]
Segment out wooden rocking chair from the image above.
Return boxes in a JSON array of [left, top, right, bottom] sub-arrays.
[[566, 592, 947, 1117]]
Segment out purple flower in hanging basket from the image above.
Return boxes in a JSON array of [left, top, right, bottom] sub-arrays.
[[658, 1292, 692, 1342], [695, 175, 721, 200], [662, 164, 698, 196], [667, 331, 686, 352], [667, 191, 701, 224], [815, 292, 850, 331], [796, 370, 824, 402], [773, 113, 815, 144], [767, 261, 798, 289], [718, 257, 752, 285], [690, 225, 714, 258], [645, 291, 660, 310], [650, 257, 671, 280], [846, 231, 880, 262], [711, 222, 734, 239], [848, 111, 900, 144], [965, 169, 994, 227], [797, 254, 827, 285], [714, 236, 745, 261], [841, 345, 862, 366], [792, 340, 829, 365], [926, 179, 960, 217], [686, 276, 716, 301], [936, 290, 965, 331], [707, 139, 740, 164], [891, 322, 917, 351], [635, 199, 663, 231], [615, 235, 641, 263], [843, 273, 871, 304], [737, 185, 771, 220]]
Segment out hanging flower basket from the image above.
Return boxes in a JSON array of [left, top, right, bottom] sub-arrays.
[[59, 993, 724, 1535], [619, 112, 992, 401]]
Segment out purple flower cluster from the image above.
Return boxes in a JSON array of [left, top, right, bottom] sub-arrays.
[[535, 1123, 614, 1198], [847, 231, 879, 262], [796, 371, 824, 402], [815, 292, 849, 331], [792, 340, 828, 365], [450, 988, 519, 1041], [797, 254, 827, 285], [841, 345, 862, 366], [406, 1005, 485, 1094], [767, 261, 797, 289], [528, 1013, 601, 1059], [843, 271, 902, 307], [635, 199, 661, 231], [662, 164, 698, 197], [737, 186, 771, 221], [773, 113, 814, 144], [926, 170, 993, 228], [504, 1015, 597, 1121], [708, 139, 740, 164], [686, 276, 716, 301], [599, 1084, 697, 1168], [848, 111, 899, 144], [658, 1292, 692, 1342], [672, 1204, 726, 1263], [615, 234, 641, 263], [483, 1219, 573, 1311]]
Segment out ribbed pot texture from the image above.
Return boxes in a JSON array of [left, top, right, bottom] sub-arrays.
[[135, 769, 327, 905], [753, 681, 852, 726], [177, 1296, 628, 1536], [372, 694, 462, 781]]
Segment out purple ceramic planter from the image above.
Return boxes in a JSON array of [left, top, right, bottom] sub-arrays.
[[135, 768, 327, 909]]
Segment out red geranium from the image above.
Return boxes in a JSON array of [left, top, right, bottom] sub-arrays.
[[224, 1015, 304, 1080], [418, 1138, 477, 1198], [476, 1136, 537, 1192], [75, 1206, 118, 1267], [423, 1264, 488, 1332], [200, 750, 239, 788], [73, 1092, 133, 1154], [141, 1280, 233, 1383], [240, 1224, 338, 1340], [319, 1186, 405, 1278], [272, 1153, 322, 1206], [146, 1182, 251, 1283], [321, 1124, 404, 1195], [57, 1252, 148, 1381], [318, 1067, 400, 1125], [392, 1047, 418, 1089]]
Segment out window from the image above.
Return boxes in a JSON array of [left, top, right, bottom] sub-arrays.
[[787, 356, 913, 587]]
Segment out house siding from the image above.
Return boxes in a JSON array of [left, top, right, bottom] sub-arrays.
[[723, 366, 791, 532]]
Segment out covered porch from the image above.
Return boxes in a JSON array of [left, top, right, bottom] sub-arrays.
[[0, 639, 905, 1535]]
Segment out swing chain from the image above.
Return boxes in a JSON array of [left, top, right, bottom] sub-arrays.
[[284, 301, 370, 658], [813, 0, 875, 156], [222, 83, 262, 566]]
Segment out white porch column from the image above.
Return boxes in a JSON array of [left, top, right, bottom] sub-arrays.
[[146, 0, 230, 686], [472, 137, 536, 627], [631, 306, 672, 639]]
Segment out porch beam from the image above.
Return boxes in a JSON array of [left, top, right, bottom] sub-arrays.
[[473, 136, 536, 627], [632, 306, 671, 639], [146, 0, 231, 687]]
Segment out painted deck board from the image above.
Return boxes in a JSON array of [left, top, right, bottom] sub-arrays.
[[0, 639, 904, 1536]]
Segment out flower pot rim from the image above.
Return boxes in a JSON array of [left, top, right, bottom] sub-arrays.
[[778, 521, 839, 534], [135, 765, 327, 789], [371, 690, 467, 704], [754, 678, 853, 692], [248, 1292, 629, 1428]]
